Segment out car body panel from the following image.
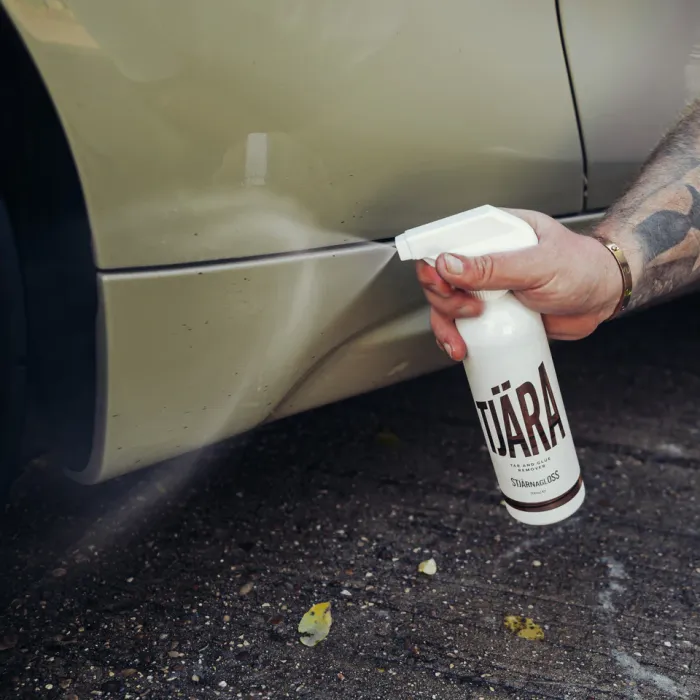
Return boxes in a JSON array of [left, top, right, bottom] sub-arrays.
[[73, 212, 600, 483], [78, 242, 429, 481], [5, 0, 583, 269], [559, 0, 700, 209], [7, 1, 686, 483]]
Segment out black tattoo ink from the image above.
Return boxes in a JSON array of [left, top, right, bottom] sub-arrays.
[[636, 184, 700, 263], [594, 100, 700, 311], [614, 157, 700, 224]]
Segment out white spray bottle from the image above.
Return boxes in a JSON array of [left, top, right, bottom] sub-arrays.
[[395, 205, 584, 526]]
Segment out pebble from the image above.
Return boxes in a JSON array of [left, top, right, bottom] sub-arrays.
[[219, 680, 228, 688], [239, 582, 254, 596], [101, 679, 123, 693], [52, 568, 67, 578], [0, 634, 18, 651], [532, 560, 542, 567]]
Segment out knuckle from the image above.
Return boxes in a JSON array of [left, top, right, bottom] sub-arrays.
[[473, 255, 495, 284], [427, 283, 451, 300], [424, 293, 448, 317], [456, 303, 478, 318], [416, 266, 431, 284]]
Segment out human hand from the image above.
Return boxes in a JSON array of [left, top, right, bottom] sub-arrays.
[[416, 209, 625, 361]]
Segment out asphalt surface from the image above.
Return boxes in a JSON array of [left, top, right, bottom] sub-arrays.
[[3, 296, 700, 700]]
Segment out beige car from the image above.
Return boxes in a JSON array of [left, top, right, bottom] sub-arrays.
[[1, 0, 700, 491]]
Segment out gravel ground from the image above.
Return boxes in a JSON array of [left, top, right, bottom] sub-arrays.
[[2, 296, 700, 700]]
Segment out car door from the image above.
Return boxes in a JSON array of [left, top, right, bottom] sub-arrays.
[[559, 0, 700, 210], [6, 0, 584, 268], [2, 0, 588, 479]]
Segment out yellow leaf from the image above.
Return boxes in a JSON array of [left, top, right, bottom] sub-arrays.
[[418, 558, 437, 576], [504, 615, 544, 641], [298, 602, 332, 647], [518, 621, 544, 641]]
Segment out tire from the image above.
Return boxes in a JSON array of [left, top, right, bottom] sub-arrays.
[[0, 6, 97, 490], [0, 197, 26, 500]]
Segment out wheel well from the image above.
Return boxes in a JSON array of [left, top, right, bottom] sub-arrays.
[[0, 7, 98, 472]]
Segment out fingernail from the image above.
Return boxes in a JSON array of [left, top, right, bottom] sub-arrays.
[[442, 342, 453, 359], [443, 253, 463, 275]]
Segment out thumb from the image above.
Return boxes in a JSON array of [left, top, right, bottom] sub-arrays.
[[435, 247, 553, 292]]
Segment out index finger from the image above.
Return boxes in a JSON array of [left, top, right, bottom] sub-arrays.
[[416, 260, 453, 297]]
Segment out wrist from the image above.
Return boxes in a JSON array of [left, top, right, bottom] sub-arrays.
[[593, 220, 644, 288], [594, 237, 633, 318]]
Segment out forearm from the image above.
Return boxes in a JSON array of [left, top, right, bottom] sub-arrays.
[[595, 99, 700, 311]]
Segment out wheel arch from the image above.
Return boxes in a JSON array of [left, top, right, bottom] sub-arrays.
[[0, 5, 98, 475]]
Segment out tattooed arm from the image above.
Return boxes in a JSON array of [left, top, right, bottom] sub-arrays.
[[413, 101, 700, 361], [595, 100, 700, 310]]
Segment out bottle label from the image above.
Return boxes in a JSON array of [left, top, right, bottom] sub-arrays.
[[464, 340, 580, 508]]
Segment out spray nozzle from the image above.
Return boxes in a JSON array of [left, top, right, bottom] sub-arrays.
[[395, 205, 537, 264], [394, 204, 538, 300]]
